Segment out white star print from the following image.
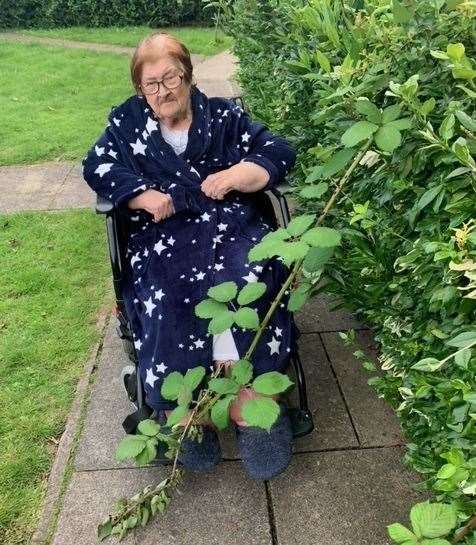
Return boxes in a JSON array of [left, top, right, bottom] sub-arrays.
[[154, 289, 165, 301], [108, 149, 118, 159], [241, 131, 251, 143], [167, 236, 175, 246], [130, 252, 141, 267], [267, 337, 281, 355], [194, 339, 205, 349], [94, 163, 113, 178], [130, 139, 147, 156], [264, 140, 274, 146], [190, 166, 200, 178], [201, 212, 211, 222], [154, 240, 167, 255], [155, 362, 167, 374], [275, 327, 283, 338], [144, 296, 156, 317], [217, 223, 228, 232], [196, 271, 206, 280], [95, 145, 105, 156], [178, 343, 184, 349], [214, 263, 224, 271], [134, 338, 142, 351], [145, 367, 159, 388], [184, 298, 190, 303], [112, 117, 121, 126], [146, 117, 158, 134], [212, 234, 223, 247], [242, 271, 259, 283], [254, 265, 263, 273], [175, 171, 181, 176]]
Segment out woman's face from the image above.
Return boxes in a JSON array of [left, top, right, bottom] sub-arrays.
[[140, 57, 191, 122]]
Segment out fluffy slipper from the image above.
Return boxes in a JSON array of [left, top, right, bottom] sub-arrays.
[[235, 403, 293, 480], [152, 410, 221, 472]]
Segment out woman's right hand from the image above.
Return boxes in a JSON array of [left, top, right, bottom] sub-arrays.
[[128, 189, 175, 222]]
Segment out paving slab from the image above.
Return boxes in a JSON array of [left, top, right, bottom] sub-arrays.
[[321, 330, 404, 447], [296, 293, 367, 333], [49, 163, 96, 210], [269, 448, 426, 545], [53, 463, 271, 545]]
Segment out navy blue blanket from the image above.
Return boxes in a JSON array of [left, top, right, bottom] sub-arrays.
[[82, 85, 298, 410]]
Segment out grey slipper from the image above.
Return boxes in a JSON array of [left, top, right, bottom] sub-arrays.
[[235, 403, 293, 480], [152, 410, 222, 472]]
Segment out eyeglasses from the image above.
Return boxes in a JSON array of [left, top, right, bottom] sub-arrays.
[[140, 73, 184, 95]]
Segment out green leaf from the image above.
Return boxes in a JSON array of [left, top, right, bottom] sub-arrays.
[[208, 310, 235, 334], [241, 397, 281, 431], [140, 506, 150, 527], [98, 519, 113, 541], [417, 185, 442, 211], [410, 501, 457, 539], [341, 120, 378, 147], [288, 283, 311, 312], [195, 298, 228, 318], [286, 214, 316, 236], [207, 281, 238, 303], [234, 307, 259, 330], [166, 405, 189, 427], [382, 104, 402, 123], [375, 125, 402, 152], [420, 540, 451, 545], [321, 149, 355, 178], [302, 227, 342, 247], [210, 394, 235, 430], [454, 348, 471, 369], [137, 419, 160, 437], [237, 282, 267, 305], [315, 50, 331, 73], [231, 359, 253, 386], [248, 238, 286, 262], [280, 241, 310, 266], [135, 440, 157, 466], [439, 114, 455, 141], [446, 331, 476, 348], [447, 42, 465, 60], [411, 358, 443, 372], [177, 385, 193, 407], [455, 110, 476, 132], [387, 523, 416, 543], [387, 118, 412, 131], [355, 98, 381, 124], [421, 98, 436, 115], [161, 371, 184, 400], [456, 84, 476, 99], [436, 464, 457, 479], [208, 377, 240, 395], [393, 0, 412, 23], [252, 372, 293, 395], [299, 182, 329, 199], [184, 366, 206, 390], [303, 246, 334, 272], [115, 435, 147, 461], [430, 50, 449, 60]]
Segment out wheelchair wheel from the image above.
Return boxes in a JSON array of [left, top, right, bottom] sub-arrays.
[[120, 365, 138, 408]]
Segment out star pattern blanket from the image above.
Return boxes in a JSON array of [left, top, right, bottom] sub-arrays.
[[82, 85, 298, 410]]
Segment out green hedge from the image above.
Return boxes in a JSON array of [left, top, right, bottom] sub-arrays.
[[220, 0, 476, 541], [0, 0, 213, 29]]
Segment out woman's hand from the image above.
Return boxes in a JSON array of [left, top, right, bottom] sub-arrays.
[[127, 189, 175, 222], [201, 162, 270, 200]]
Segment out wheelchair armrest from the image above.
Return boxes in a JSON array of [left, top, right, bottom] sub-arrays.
[[96, 194, 114, 215], [264, 180, 292, 228], [267, 180, 292, 198]]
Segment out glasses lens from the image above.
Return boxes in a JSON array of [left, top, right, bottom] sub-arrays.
[[141, 82, 159, 95], [163, 75, 182, 89]]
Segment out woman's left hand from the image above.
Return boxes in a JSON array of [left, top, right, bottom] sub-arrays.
[[201, 162, 270, 200]]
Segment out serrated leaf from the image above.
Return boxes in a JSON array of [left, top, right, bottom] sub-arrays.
[[387, 118, 412, 130], [234, 307, 259, 330], [248, 238, 286, 262], [207, 281, 238, 303], [299, 182, 329, 199], [195, 298, 228, 318], [241, 397, 281, 431], [446, 331, 476, 348], [98, 518, 113, 541], [231, 359, 253, 385], [375, 125, 402, 152], [393, 0, 412, 23], [355, 98, 381, 123], [341, 120, 378, 147], [286, 214, 316, 236], [280, 241, 310, 266], [237, 282, 267, 305], [166, 405, 189, 427], [303, 246, 334, 272], [252, 372, 293, 395], [135, 440, 157, 466], [420, 539, 451, 545], [301, 227, 342, 247], [321, 148, 355, 178], [184, 366, 206, 390], [115, 435, 147, 461], [137, 419, 161, 437], [208, 310, 235, 334], [382, 104, 402, 123], [161, 371, 184, 400], [177, 384, 193, 407], [387, 523, 416, 543], [288, 284, 311, 312], [209, 377, 240, 395], [410, 501, 457, 538], [210, 394, 235, 430]]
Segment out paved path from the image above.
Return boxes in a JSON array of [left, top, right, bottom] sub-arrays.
[[35, 296, 424, 545], [3, 33, 425, 544]]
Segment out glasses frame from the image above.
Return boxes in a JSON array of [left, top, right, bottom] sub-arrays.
[[140, 72, 184, 95]]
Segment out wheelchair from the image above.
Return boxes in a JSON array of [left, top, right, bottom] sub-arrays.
[[95, 96, 314, 439]]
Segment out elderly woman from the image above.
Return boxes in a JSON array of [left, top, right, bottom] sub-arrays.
[[82, 32, 297, 479]]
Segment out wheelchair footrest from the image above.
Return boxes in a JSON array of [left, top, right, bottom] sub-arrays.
[[288, 408, 314, 438], [122, 405, 153, 434]]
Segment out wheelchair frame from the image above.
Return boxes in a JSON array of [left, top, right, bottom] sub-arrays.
[[95, 97, 314, 438]]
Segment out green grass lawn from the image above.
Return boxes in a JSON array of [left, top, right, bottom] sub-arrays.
[[0, 209, 113, 545], [21, 25, 233, 56], [0, 42, 135, 166]]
